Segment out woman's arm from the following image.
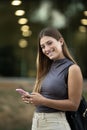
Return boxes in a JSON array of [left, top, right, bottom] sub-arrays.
[[22, 64, 83, 111], [42, 64, 83, 111]]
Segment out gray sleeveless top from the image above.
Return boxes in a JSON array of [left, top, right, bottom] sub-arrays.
[[36, 58, 74, 113]]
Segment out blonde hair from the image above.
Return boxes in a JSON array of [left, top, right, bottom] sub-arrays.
[[33, 27, 76, 92]]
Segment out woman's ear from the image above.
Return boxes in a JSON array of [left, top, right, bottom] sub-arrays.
[[59, 38, 64, 46]]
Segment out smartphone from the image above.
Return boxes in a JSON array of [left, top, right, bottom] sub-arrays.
[[16, 88, 28, 95]]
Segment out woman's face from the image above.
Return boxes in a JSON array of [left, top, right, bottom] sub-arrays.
[[40, 36, 65, 60]]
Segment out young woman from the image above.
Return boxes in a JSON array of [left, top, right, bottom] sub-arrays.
[[22, 27, 83, 130]]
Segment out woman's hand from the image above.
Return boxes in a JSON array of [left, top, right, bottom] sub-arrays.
[[21, 92, 31, 104], [29, 92, 46, 105], [22, 92, 46, 105]]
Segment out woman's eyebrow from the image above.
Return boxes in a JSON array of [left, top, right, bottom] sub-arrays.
[[41, 40, 52, 45]]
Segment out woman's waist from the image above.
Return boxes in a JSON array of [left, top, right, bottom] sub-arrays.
[[36, 105, 63, 113], [33, 111, 66, 121]]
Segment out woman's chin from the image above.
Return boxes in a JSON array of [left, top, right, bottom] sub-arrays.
[[49, 56, 55, 60]]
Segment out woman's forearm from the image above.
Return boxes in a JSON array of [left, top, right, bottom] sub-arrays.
[[41, 97, 79, 111]]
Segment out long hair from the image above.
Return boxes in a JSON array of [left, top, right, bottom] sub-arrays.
[[33, 27, 76, 92]]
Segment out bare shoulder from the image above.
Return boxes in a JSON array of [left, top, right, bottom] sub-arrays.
[[69, 64, 82, 73], [69, 64, 82, 77]]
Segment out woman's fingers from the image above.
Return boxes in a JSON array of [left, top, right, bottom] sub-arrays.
[[24, 100, 30, 104]]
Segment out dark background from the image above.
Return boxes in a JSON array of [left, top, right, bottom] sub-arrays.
[[0, 0, 87, 78]]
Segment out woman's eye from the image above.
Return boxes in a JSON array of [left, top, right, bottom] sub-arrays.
[[47, 41, 52, 45]]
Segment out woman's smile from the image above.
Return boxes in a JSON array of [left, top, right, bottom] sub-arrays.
[[40, 36, 64, 60]]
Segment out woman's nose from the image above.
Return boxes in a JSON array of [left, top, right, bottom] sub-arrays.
[[44, 45, 50, 51]]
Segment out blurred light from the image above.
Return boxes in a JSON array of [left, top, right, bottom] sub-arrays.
[[51, 10, 66, 28], [21, 25, 30, 32], [79, 26, 87, 33], [22, 30, 32, 37], [65, 3, 84, 17], [81, 19, 87, 25], [11, 0, 22, 6], [83, 11, 87, 16], [15, 10, 25, 16], [19, 39, 28, 48], [18, 18, 28, 24], [30, 1, 66, 28], [30, 1, 52, 22]]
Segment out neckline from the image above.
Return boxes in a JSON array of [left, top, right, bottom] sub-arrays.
[[53, 58, 67, 64]]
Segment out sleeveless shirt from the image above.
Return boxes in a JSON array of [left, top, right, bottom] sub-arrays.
[[36, 58, 74, 113]]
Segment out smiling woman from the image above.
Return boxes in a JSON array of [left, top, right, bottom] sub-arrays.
[[21, 27, 83, 130]]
